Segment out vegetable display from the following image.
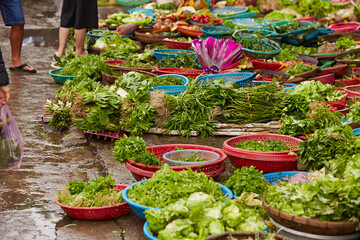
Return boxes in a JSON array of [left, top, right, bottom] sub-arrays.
[[225, 166, 268, 196], [127, 165, 226, 208], [145, 192, 267, 239], [57, 175, 124, 207], [157, 52, 200, 69]]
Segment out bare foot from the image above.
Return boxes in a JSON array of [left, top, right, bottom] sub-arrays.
[[75, 50, 88, 56], [54, 51, 63, 58]]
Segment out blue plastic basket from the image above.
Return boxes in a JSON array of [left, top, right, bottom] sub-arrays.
[[149, 74, 189, 95], [211, 6, 248, 17], [128, 8, 155, 18], [353, 128, 360, 136], [122, 180, 233, 219], [262, 171, 307, 185], [201, 26, 234, 38], [199, 72, 255, 87], [252, 81, 296, 92], [221, 11, 256, 20], [153, 49, 197, 61], [230, 18, 268, 29], [87, 30, 132, 42]]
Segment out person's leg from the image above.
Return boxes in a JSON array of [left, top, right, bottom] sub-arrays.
[[55, 27, 71, 58], [74, 28, 87, 56], [9, 24, 34, 71]]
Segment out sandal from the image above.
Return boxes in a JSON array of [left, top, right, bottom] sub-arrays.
[[9, 63, 36, 73]]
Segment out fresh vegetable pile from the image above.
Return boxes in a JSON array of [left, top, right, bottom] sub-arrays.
[[225, 166, 268, 196], [127, 165, 227, 208], [145, 192, 267, 239], [57, 175, 124, 207], [235, 137, 296, 152]]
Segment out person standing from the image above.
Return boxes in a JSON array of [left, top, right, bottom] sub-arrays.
[[0, 0, 36, 73], [0, 48, 10, 105], [54, 0, 98, 58]]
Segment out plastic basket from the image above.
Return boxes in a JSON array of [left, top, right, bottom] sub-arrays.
[[251, 60, 284, 71], [114, 0, 150, 6], [122, 180, 233, 219], [199, 72, 255, 87], [103, 60, 153, 72], [56, 184, 131, 220], [149, 74, 188, 95], [328, 22, 360, 32], [311, 73, 335, 85], [252, 81, 296, 92], [163, 149, 221, 166], [262, 171, 307, 185], [211, 6, 248, 17], [162, 39, 192, 50], [177, 24, 203, 38], [318, 64, 347, 78], [153, 49, 196, 61], [222, 134, 302, 173], [48, 68, 74, 84], [201, 26, 234, 38], [126, 144, 227, 172], [128, 8, 155, 18], [125, 160, 226, 181], [155, 68, 204, 78]]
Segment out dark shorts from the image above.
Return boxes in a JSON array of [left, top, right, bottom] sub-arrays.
[[60, 0, 98, 29], [0, 0, 25, 26]]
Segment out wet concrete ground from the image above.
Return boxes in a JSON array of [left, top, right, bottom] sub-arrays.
[[0, 1, 234, 239]]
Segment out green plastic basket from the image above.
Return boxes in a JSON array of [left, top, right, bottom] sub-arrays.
[[114, 0, 150, 7], [48, 68, 74, 84]]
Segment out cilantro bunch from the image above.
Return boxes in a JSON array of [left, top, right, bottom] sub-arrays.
[[225, 166, 268, 196], [127, 165, 226, 208]]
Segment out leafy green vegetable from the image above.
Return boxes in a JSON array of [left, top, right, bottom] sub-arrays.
[[275, 21, 316, 34], [111, 135, 163, 166], [225, 166, 268, 196], [114, 59, 152, 69], [299, 0, 337, 17], [57, 175, 124, 207], [275, 44, 317, 62], [127, 165, 227, 208], [264, 11, 295, 21], [145, 192, 267, 240], [297, 125, 356, 169], [157, 52, 200, 69], [286, 63, 316, 76], [346, 100, 360, 124], [176, 154, 207, 162], [266, 174, 360, 223], [336, 36, 355, 50], [235, 138, 296, 152]]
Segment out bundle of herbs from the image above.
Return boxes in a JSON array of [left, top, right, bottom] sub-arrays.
[[57, 175, 124, 207], [111, 135, 163, 166], [235, 137, 297, 152], [157, 52, 201, 69]]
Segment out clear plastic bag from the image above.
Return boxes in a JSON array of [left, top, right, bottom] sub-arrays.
[[0, 104, 23, 168]]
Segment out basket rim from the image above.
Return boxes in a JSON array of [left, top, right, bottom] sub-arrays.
[[56, 184, 129, 210], [48, 68, 74, 78], [262, 197, 358, 234], [122, 180, 233, 211], [223, 134, 302, 155], [162, 39, 193, 45]]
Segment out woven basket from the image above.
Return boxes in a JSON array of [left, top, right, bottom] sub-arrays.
[[335, 48, 360, 66], [135, 29, 183, 44], [101, 71, 120, 84], [205, 232, 291, 240], [263, 198, 358, 235]]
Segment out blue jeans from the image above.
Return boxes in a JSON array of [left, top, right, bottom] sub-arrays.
[[0, 0, 25, 26]]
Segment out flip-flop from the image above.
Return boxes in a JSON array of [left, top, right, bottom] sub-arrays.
[[9, 63, 36, 73]]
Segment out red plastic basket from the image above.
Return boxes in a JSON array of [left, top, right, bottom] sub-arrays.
[[103, 60, 152, 72], [345, 85, 360, 98], [296, 17, 314, 22], [318, 64, 347, 78], [311, 73, 335, 85], [155, 67, 204, 78], [222, 134, 302, 173], [251, 59, 284, 72], [126, 144, 227, 171], [56, 184, 131, 220], [328, 22, 360, 32], [336, 78, 360, 86], [177, 24, 203, 38], [163, 39, 192, 50], [125, 161, 226, 181]]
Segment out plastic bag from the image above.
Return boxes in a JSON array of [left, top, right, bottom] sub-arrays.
[[0, 104, 23, 168], [114, 0, 150, 7]]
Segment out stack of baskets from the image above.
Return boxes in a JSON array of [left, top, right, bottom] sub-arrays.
[[222, 134, 302, 173], [125, 144, 227, 181]]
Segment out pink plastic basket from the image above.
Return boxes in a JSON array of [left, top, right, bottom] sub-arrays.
[[56, 184, 132, 220], [328, 22, 360, 32], [318, 64, 347, 78], [311, 73, 335, 85], [154, 67, 204, 78], [222, 134, 302, 173]]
